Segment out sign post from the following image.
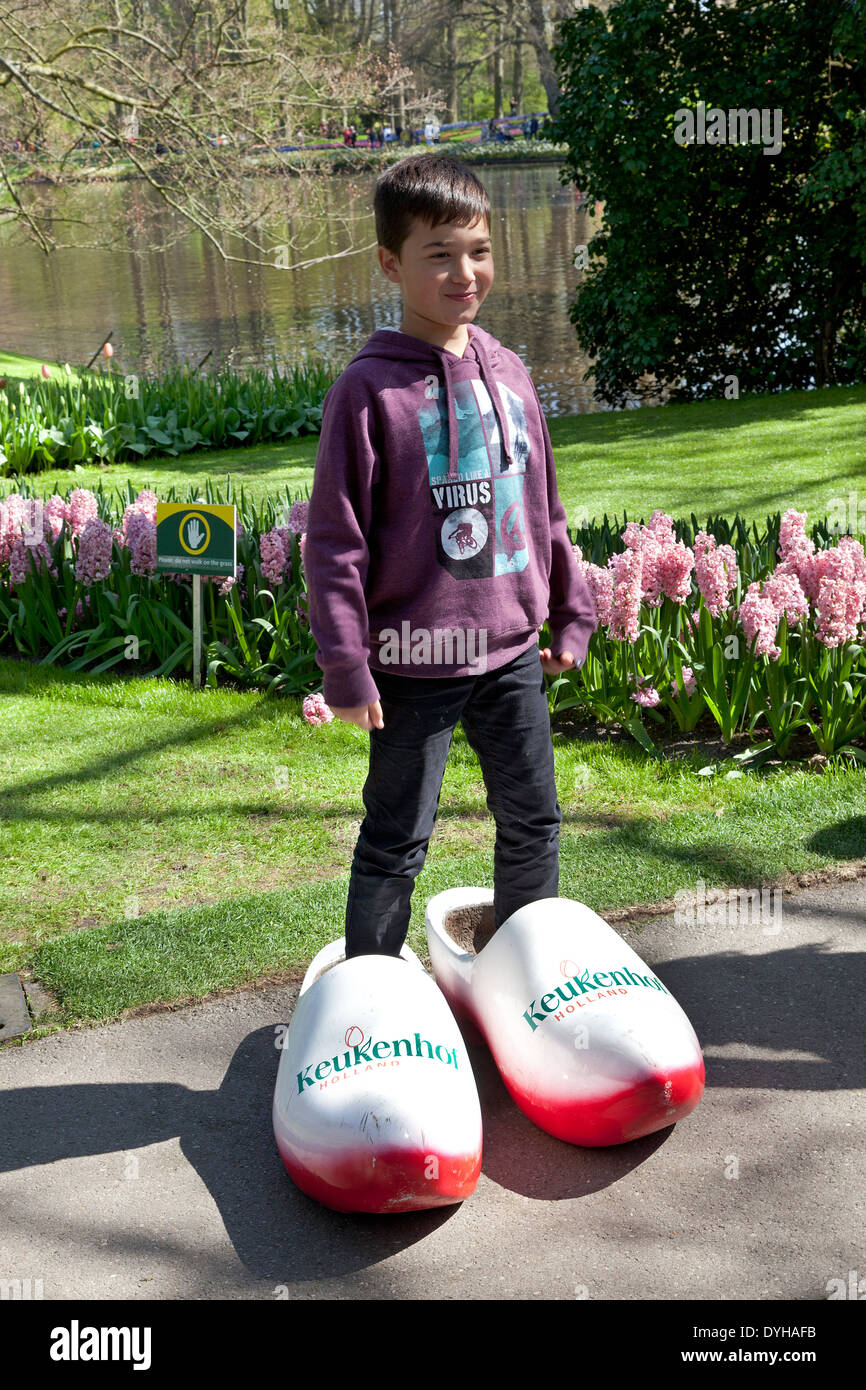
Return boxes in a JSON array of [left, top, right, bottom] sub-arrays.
[[155, 500, 237, 688], [192, 572, 202, 687]]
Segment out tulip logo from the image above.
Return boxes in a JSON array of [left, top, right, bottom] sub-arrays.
[[344, 1025, 364, 1049], [560, 959, 579, 979]]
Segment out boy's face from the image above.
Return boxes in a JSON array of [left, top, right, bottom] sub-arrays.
[[378, 214, 493, 349]]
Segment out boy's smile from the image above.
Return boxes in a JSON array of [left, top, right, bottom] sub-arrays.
[[378, 215, 494, 357]]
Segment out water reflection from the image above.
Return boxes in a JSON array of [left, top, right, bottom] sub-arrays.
[[2, 163, 617, 416]]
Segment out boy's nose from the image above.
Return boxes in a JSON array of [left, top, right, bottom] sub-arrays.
[[452, 259, 476, 284]]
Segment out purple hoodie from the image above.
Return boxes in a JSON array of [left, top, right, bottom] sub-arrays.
[[303, 322, 598, 709]]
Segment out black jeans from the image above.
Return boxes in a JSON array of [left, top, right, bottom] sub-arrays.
[[344, 643, 561, 957]]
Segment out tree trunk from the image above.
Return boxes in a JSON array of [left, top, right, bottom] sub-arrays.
[[391, 3, 406, 130], [447, 18, 459, 123], [513, 23, 524, 114], [524, 0, 563, 117], [494, 19, 504, 118]]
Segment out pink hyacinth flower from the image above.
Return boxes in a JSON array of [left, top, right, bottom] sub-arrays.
[[672, 665, 697, 698], [127, 511, 157, 576], [777, 508, 815, 562], [606, 546, 644, 642], [286, 500, 309, 535], [219, 562, 243, 597], [66, 488, 99, 538], [693, 532, 739, 618], [260, 527, 289, 586], [10, 535, 57, 587], [615, 511, 693, 609], [302, 693, 334, 726], [74, 517, 114, 587], [738, 581, 782, 660], [631, 679, 661, 707], [44, 494, 68, 540]]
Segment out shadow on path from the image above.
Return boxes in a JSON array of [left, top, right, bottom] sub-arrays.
[[1, 935, 862, 1283]]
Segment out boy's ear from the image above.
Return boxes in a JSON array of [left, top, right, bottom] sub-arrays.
[[378, 245, 401, 283]]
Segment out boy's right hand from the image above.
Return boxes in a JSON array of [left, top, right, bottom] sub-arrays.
[[330, 700, 384, 731]]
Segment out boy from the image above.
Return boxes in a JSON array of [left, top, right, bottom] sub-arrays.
[[303, 152, 598, 958]]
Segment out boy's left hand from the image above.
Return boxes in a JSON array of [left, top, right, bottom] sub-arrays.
[[539, 646, 576, 675]]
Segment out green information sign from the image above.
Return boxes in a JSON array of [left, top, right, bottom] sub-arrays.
[[156, 503, 236, 577]]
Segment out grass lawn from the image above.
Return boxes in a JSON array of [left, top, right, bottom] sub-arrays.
[[1, 655, 864, 1040], [0, 350, 87, 383], [3, 383, 865, 537], [1, 381, 866, 1040]]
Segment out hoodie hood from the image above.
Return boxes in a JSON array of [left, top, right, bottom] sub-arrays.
[[348, 323, 516, 481]]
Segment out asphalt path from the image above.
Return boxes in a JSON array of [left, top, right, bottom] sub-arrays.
[[1, 875, 863, 1304]]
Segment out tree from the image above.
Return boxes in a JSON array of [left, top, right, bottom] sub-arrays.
[[550, 0, 866, 404], [0, 0, 392, 264], [524, 0, 613, 119]]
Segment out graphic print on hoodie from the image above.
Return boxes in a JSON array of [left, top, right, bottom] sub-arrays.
[[419, 376, 531, 580], [301, 321, 600, 708]]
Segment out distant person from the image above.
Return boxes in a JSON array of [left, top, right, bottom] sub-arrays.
[[394, 124, 403, 145], [522, 118, 531, 139], [530, 115, 539, 139], [509, 96, 518, 115], [350, 125, 357, 147]]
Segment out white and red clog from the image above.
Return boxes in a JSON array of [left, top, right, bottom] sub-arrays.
[[273, 939, 483, 1213], [425, 888, 705, 1147]]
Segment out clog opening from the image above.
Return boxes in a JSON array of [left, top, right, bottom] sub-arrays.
[[309, 953, 345, 983], [442, 902, 496, 955]]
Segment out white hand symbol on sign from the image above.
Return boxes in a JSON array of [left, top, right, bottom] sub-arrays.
[[186, 518, 205, 549]]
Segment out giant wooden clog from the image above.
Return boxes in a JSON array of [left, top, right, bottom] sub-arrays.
[[273, 939, 483, 1213], [425, 889, 705, 1147]]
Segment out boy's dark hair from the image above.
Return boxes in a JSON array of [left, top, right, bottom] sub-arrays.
[[374, 152, 491, 259]]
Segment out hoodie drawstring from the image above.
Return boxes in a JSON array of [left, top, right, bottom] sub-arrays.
[[442, 353, 459, 482], [474, 334, 516, 477], [441, 331, 515, 482]]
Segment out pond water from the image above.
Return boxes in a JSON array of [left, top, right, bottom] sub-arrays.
[[2, 161, 616, 416]]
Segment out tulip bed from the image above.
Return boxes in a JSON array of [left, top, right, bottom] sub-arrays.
[[1, 476, 864, 762], [0, 355, 338, 474]]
